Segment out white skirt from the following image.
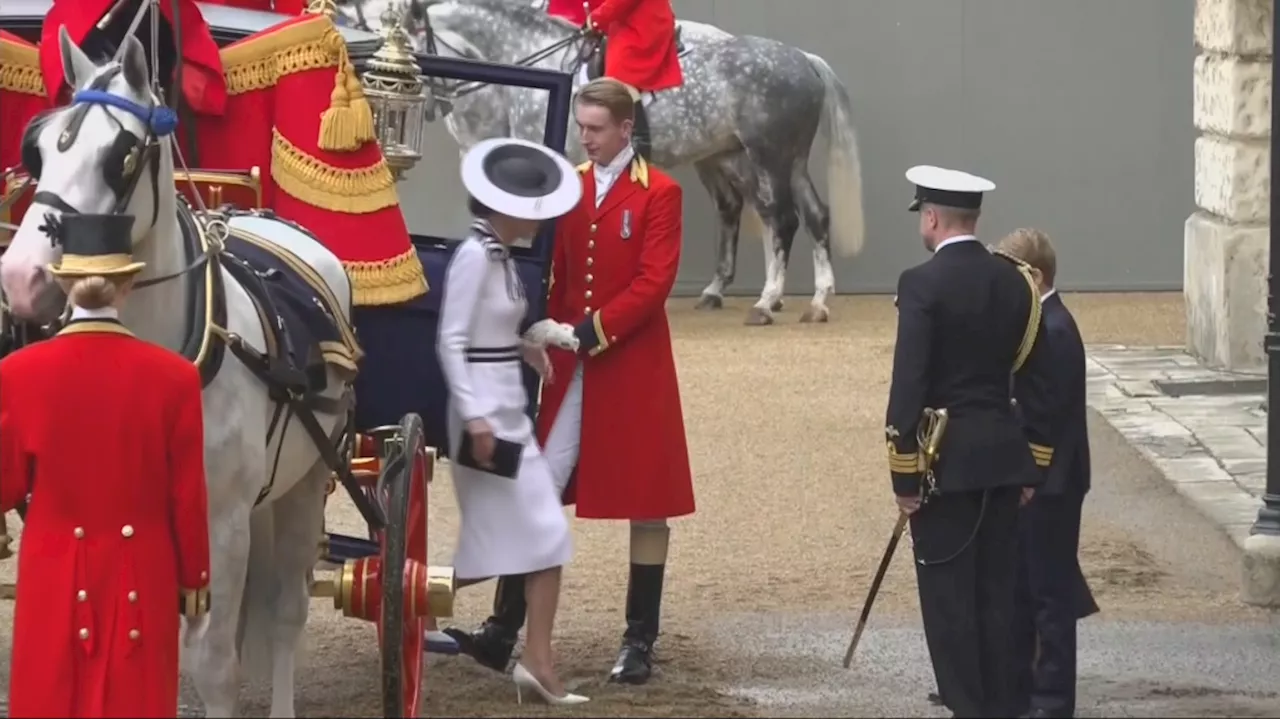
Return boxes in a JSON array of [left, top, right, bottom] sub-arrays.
[[447, 360, 572, 580]]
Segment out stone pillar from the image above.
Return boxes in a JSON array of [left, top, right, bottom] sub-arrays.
[[1185, 0, 1272, 373]]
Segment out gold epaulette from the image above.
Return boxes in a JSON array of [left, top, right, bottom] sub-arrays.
[[990, 248, 1041, 373], [887, 441, 921, 474], [1029, 442, 1053, 468], [629, 156, 650, 189], [0, 34, 44, 97], [576, 161, 592, 174]]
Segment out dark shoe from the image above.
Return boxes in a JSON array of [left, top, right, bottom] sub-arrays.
[[608, 563, 664, 685], [928, 691, 945, 706], [632, 99, 653, 163], [446, 574, 527, 673]]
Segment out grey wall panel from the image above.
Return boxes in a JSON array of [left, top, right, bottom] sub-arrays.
[[401, 0, 1193, 295]]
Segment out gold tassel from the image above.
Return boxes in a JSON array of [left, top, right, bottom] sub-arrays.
[[318, 29, 372, 151]]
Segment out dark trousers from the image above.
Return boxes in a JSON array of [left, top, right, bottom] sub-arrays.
[[1013, 489, 1097, 718], [911, 486, 1022, 718]]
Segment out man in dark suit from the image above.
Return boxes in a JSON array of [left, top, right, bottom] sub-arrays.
[[887, 166, 1059, 718], [997, 228, 1099, 718]]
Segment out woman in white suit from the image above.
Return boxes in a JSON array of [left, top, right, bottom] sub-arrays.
[[437, 137, 587, 706]]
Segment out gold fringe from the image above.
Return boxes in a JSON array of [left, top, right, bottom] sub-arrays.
[[221, 17, 338, 95], [219, 15, 375, 150], [345, 247, 429, 306], [0, 36, 44, 97], [317, 27, 376, 151], [271, 129, 399, 214]]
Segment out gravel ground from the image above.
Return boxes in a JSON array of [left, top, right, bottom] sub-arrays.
[[7, 291, 1271, 718]]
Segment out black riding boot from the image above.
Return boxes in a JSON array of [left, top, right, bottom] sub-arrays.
[[632, 98, 653, 163], [609, 563, 665, 684], [444, 573, 527, 673]]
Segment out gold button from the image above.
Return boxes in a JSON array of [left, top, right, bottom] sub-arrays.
[[588, 241, 595, 250], [585, 290, 593, 300], [76, 590, 87, 602], [585, 274, 594, 283], [129, 629, 140, 641], [584, 306, 593, 314], [590, 223, 598, 232], [73, 527, 84, 539], [79, 628, 89, 640], [121, 525, 134, 538], [610, 335, 618, 342], [127, 591, 138, 603], [200, 571, 208, 581], [586, 257, 594, 267]]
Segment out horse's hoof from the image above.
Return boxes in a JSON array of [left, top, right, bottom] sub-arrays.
[[799, 307, 830, 323], [695, 294, 723, 310], [744, 307, 774, 326], [771, 300, 785, 312]]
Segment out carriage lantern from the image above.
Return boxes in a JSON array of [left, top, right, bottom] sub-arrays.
[[360, 5, 428, 181]]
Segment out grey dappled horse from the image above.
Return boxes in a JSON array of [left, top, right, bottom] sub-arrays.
[[348, 0, 866, 324]]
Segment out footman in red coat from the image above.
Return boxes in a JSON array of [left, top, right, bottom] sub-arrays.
[[547, 0, 683, 161], [446, 78, 694, 685], [0, 213, 211, 718]]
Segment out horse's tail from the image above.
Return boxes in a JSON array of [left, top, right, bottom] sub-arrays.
[[237, 508, 278, 678], [805, 52, 866, 258]]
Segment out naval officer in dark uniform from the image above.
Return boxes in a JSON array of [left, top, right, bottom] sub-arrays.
[[886, 165, 1058, 718]]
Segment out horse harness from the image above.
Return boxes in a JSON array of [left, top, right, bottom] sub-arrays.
[[11, 79, 385, 529]]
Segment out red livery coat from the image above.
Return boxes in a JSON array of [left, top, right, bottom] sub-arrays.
[[537, 157, 695, 520], [548, 0, 683, 93], [0, 320, 211, 718]]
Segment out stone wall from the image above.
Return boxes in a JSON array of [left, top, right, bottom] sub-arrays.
[[1186, 0, 1273, 372]]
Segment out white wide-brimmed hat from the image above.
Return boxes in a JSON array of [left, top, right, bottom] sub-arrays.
[[461, 138, 583, 221]]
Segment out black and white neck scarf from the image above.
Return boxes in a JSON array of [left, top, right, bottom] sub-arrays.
[[470, 219, 524, 302]]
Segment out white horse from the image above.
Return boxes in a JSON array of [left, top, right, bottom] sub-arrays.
[[0, 31, 353, 718]]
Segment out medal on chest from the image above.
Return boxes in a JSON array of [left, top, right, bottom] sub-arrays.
[[621, 209, 632, 240]]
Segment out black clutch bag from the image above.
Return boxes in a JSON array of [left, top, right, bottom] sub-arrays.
[[456, 432, 523, 479]]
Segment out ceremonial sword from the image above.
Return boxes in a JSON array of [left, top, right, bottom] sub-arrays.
[[842, 408, 948, 668]]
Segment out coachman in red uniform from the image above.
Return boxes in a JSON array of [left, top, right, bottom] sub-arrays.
[[447, 78, 693, 685], [547, 0, 683, 161], [0, 213, 211, 717]]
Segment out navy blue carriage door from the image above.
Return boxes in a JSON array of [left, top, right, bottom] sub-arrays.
[[351, 55, 575, 456]]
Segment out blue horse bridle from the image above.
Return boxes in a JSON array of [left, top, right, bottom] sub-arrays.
[[26, 65, 178, 243]]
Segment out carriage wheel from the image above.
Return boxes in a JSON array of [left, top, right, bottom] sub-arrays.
[[376, 412, 430, 718]]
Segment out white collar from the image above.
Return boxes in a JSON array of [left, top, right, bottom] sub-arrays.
[[1041, 288, 1058, 302], [594, 146, 636, 178], [933, 234, 977, 253], [70, 306, 120, 321]]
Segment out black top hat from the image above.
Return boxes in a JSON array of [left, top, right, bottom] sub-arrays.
[[47, 213, 146, 277]]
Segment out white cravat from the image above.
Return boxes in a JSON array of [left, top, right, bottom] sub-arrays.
[[593, 145, 636, 208], [933, 234, 977, 253], [70, 306, 119, 321]]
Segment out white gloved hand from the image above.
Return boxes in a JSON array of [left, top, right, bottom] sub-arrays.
[[524, 319, 580, 352], [183, 613, 210, 649]]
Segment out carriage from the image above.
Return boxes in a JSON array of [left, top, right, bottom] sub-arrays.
[[0, 2, 574, 716]]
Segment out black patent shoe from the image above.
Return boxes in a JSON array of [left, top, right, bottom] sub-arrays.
[[607, 639, 654, 685], [443, 624, 517, 673]]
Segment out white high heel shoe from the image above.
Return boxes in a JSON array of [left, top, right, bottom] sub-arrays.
[[512, 663, 589, 706]]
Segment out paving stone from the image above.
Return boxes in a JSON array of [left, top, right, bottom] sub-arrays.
[[1085, 345, 1269, 554]]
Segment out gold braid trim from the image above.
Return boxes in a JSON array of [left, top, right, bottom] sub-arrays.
[[344, 246, 429, 306], [1029, 442, 1054, 468], [991, 249, 1042, 373], [220, 16, 374, 150], [0, 37, 44, 97], [271, 129, 399, 214], [887, 443, 922, 474]]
